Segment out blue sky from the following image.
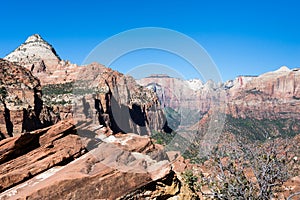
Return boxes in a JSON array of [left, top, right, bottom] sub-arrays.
[[0, 0, 299, 81]]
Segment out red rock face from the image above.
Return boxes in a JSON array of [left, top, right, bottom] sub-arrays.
[[138, 67, 300, 122], [0, 59, 45, 138], [71, 64, 168, 135], [137, 76, 217, 112], [227, 67, 300, 120], [0, 120, 85, 192], [0, 61, 167, 139]]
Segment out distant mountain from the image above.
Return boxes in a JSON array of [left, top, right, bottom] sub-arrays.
[[136, 75, 220, 112], [227, 66, 300, 120], [138, 66, 300, 139]]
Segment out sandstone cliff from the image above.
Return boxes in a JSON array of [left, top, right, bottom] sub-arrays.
[[138, 66, 300, 128], [3, 35, 169, 137], [72, 63, 168, 136], [227, 66, 300, 120], [0, 59, 45, 138]]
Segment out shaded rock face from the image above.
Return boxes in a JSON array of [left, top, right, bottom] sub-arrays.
[[72, 63, 168, 135], [4, 34, 61, 74], [119, 171, 182, 200], [3, 35, 169, 136], [0, 59, 47, 139], [0, 60, 167, 138]]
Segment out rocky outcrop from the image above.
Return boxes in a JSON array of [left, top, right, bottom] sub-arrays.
[[0, 120, 197, 200], [0, 59, 45, 139], [72, 63, 168, 136], [0, 120, 86, 192], [38, 65, 169, 135], [3, 35, 168, 136], [4, 34, 81, 85], [4, 34, 61, 74]]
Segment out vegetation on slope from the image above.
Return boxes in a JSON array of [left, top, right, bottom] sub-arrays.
[[224, 115, 299, 141]]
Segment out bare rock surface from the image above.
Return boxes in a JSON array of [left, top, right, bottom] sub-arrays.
[[0, 59, 44, 138], [227, 66, 300, 120], [0, 120, 85, 193], [0, 119, 198, 200], [4, 34, 61, 74]]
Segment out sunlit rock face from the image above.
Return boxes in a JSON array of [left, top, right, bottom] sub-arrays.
[[227, 66, 300, 120], [5, 34, 61, 74]]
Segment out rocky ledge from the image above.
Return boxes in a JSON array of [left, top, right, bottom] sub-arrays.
[[0, 119, 197, 200]]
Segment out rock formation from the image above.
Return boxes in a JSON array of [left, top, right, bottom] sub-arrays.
[[72, 63, 168, 135], [138, 66, 300, 123], [0, 120, 85, 192], [227, 66, 300, 120], [1, 34, 299, 199], [3, 35, 169, 137], [4, 34, 61, 74], [0, 119, 197, 200], [4, 34, 80, 85], [0, 59, 45, 138]]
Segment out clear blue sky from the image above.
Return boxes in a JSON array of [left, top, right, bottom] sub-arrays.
[[1, 0, 299, 81]]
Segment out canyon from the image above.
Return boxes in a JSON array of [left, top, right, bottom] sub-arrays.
[[0, 34, 299, 199]]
